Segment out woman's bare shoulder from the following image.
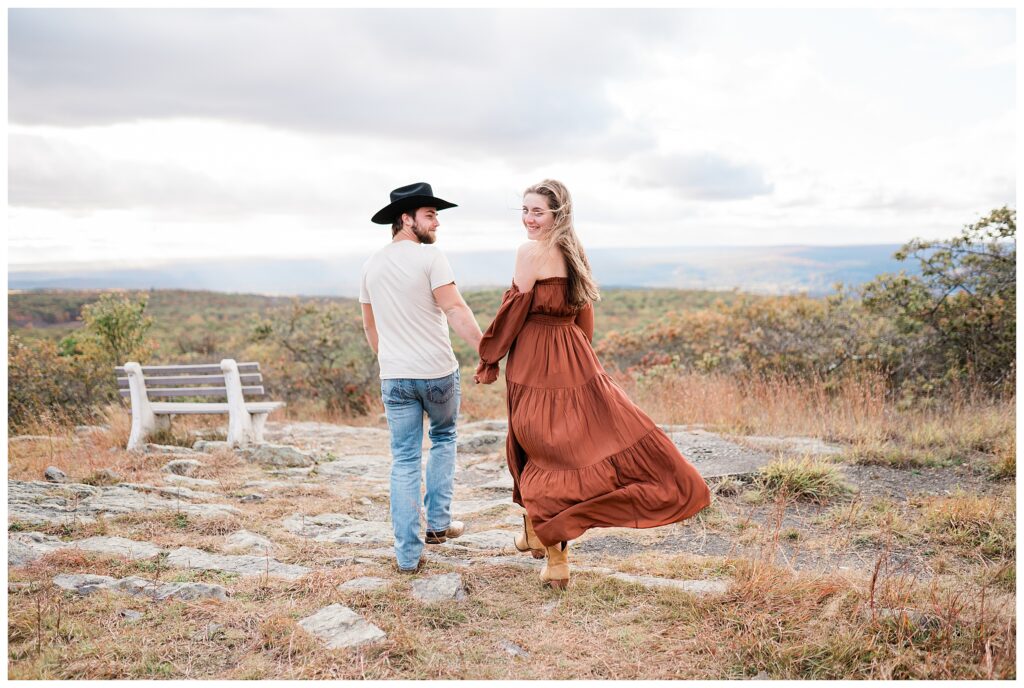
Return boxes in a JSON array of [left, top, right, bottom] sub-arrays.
[[514, 242, 545, 290]]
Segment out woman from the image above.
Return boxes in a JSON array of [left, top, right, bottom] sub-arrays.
[[474, 180, 711, 589]]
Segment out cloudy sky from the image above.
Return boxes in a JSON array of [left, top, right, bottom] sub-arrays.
[[7, 8, 1016, 269]]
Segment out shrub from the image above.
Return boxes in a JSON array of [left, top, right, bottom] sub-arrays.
[[861, 206, 1015, 396], [251, 300, 379, 415], [8, 335, 109, 432]]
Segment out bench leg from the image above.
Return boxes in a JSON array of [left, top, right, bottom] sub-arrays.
[[226, 409, 255, 448], [251, 413, 269, 444], [128, 413, 171, 452], [156, 415, 171, 433], [127, 409, 154, 452]]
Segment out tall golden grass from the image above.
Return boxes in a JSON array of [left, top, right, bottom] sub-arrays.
[[617, 369, 1014, 453]]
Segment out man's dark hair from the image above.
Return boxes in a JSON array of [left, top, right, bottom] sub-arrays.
[[391, 208, 421, 237]]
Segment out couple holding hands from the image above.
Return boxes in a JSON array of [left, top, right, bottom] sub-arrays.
[[360, 180, 710, 587]]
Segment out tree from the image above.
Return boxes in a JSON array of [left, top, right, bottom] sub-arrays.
[[252, 300, 379, 415], [861, 206, 1015, 394], [77, 293, 155, 367]]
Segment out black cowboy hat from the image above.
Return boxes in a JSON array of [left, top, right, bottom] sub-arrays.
[[371, 182, 458, 224]]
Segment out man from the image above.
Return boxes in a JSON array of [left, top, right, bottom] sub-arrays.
[[360, 182, 483, 573]]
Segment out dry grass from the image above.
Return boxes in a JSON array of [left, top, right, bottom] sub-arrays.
[[756, 458, 854, 504], [8, 547, 1015, 680], [817, 497, 917, 548], [7, 372, 1016, 679], [628, 370, 890, 440], [624, 370, 1014, 471], [457, 367, 509, 421], [918, 491, 1016, 560]]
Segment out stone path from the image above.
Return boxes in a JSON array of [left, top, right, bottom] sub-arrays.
[[7, 419, 824, 651], [8, 480, 240, 524]]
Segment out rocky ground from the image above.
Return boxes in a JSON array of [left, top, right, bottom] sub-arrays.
[[7, 419, 1014, 678]]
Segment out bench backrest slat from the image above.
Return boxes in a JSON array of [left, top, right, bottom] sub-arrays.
[[114, 362, 261, 376], [116, 373, 263, 389], [118, 385, 266, 399]]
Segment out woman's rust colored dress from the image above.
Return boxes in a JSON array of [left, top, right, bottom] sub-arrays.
[[475, 277, 711, 546]]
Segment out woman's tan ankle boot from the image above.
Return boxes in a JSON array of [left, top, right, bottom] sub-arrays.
[[514, 514, 545, 559], [540, 541, 570, 589]]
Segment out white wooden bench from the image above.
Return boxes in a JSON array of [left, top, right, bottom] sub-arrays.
[[116, 359, 285, 451]]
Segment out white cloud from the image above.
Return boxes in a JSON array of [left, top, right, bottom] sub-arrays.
[[6, 8, 1015, 267]]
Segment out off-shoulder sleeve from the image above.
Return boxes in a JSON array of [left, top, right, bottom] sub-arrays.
[[574, 302, 594, 342], [474, 282, 534, 384]]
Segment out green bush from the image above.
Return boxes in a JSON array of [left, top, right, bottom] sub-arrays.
[[861, 206, 1015, 396], [251, 300, 379, 415], [598, 207, 1015, 403], [8, 335, 110, 432], [8, 293, 154, 433]]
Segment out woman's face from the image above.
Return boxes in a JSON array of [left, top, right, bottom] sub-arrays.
[[522, 192, 555, 240]]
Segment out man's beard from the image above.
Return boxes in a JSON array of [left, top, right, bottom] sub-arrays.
[[413, 223, 436, 244]]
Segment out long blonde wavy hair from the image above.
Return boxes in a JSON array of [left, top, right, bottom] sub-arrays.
[[524, 179, 600, 310]]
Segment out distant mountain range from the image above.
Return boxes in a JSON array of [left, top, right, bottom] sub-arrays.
[[8, 245, 917, 297]]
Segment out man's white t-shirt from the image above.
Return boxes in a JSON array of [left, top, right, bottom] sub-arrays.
[[359, 241, 460, 380]]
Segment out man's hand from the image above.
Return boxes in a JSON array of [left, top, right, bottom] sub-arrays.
[[433, 282, 483, 351]]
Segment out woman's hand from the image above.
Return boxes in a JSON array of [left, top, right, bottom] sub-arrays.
[[474, 360, 498, 384]]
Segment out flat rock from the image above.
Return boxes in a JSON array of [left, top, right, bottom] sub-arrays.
[[239, 493, 265, 502], [164, 546, 310, 580], [667, 429, 775, 478], [119, 609, 144, 622], [298, 604, 387, 649], [116, 576, 229, 602], [338, 576, 390, 592], [53, 573, 118, 595], [223, 530, 275, 555], [9, 532, 64, 566], [498, 639, 530, 658], [162, 459, 203, 476], [476, 475, 515, 490], [8, 480, 241, 524], [164, 474, 219, 488], [410, 572, 467, 603], [71, 535, 164, 560], [315, 454, 391, 480], [9, 532, 162, 566], [740, 435, 845, 456], [241, 443, 315, 467], [266, 422, 390, 442], [192, 440, 230, 452], [326, 556, 384, 567], [53, 573, 228, 601], [147, 444, 199, 455], [441, 529, 516, 552], [241, 480, 291, 490], [270, 466, 317, 478], [458, 432, 505, 454], [44, 466, 68, 483], [461, 420, 508, 433], [122, 483, 221, 501], [605, 573, 729, 595], [451, 498, 514, 517], [281, 513, 393, 545]]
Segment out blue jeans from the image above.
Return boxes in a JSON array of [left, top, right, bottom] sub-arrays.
[[381, 370, 461, 570]]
